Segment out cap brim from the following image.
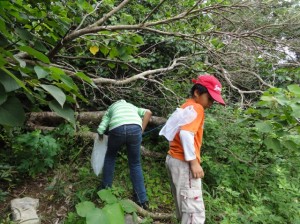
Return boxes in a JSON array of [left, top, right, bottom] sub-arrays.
[[208, 89, 225, 106]]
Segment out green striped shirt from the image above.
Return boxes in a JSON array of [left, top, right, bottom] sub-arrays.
[[97, 100, 147, 134]]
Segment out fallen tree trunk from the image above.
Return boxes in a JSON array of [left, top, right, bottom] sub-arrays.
[[125, 199, 175, 221], [27, 111, 166, 130], [26, 112, 167, 159]]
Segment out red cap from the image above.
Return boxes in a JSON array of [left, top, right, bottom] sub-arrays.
[[192, 75, 225, 105]]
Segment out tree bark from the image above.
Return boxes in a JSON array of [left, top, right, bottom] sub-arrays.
[[27, 111, 166, 130]]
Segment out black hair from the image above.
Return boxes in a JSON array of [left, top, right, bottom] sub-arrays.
[[190, 84, 208, 97]]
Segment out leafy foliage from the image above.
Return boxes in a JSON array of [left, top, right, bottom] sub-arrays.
[[71, 189, 137, 224], [200, 85, 300, 223], [0, 0, 300, 223], [11, 130, 61, 177]]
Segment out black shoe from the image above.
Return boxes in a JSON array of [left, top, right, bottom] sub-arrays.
[[138, 201, 149, 210]]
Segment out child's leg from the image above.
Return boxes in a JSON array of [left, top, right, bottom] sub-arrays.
[[102, 126, 125, 188], [166, 155, 205, 224], [125, 124, 148, 204], [166, 155, 181, 220]]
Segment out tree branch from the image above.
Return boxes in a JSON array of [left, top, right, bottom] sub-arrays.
[[91, 0, 131, 27], [92, 57, 187, 85]]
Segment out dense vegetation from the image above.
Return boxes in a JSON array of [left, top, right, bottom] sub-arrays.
[[0, 0, 299, 223]]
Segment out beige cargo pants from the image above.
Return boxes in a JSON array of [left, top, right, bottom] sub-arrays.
[[166, 155, 205, 224]]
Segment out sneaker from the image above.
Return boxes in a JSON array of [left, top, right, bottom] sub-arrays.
[[138, 201, 149, 210]]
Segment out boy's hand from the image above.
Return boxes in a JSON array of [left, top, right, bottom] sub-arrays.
[[189, 159, 204, 179], [98, 133, 103, 141]]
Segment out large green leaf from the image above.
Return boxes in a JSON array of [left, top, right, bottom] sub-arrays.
[[86, 208, 109, 224], [15, 27, 34, 41], [75, 201, 95, 218], [0, 67, 27, 92], [49, 101, 75, 124], [264, 137, 281, 151], [103, 203, 124, 224], [119, 199, 136, 213], [290, 103, 300, 118], [49, 67, 65, 80], [40, 84, 66, 107], [75, 72, 97, 87], [0, 18, 9, 37], [282, 139, 298, 151], [97, 189, 118, 204], [34, 66, 49, 79], [59, 74, 78, 90], [287, 84, 300, 96], [0, 96, 25, 126], [255, 121, 273, 133], [0, 83, 7, 105], [19, 46, 50, 64]]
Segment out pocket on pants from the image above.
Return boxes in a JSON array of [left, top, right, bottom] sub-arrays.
[[180, 188, 204, 213]]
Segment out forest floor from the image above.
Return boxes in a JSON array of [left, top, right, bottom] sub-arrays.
[[0, 172, 71, 223], [0, 155, 175, 224]]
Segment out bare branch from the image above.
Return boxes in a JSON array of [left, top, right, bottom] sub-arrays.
[[141, 0, 168, 24], [234, 70, 274, 88], [91, 0, 131, 27], [75, 1, 103, 31], [92, 57, 187, 85]]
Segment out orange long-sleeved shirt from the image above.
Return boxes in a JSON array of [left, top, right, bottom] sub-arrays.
[[168, 99, 205, 163]]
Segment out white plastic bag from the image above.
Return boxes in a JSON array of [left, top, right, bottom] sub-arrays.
[[91, 134, 108, 176], [159, 105, 197, 141]]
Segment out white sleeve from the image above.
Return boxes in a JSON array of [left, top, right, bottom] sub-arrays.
[[179, 130, 196, 161]]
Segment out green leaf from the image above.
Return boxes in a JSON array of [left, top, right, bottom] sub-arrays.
[[0, 67, 28, 92], [0, 96, 25, 126], [132, 35, 144, 44], [86, 208, 109, 224], [108, 63, 116, 68], [59, 74, 78, 90], [33, 40, 48, 52], [261, 96, 276, 102], [15, 27, 34, 41], [49, 101, 75, 124], [75, 72, 97, 87], [120, 13, 135, 24], [34, 66, 49, 79], [103, 203, 124, 224], [255, 121, 273, 133], [282, 139, 298, 151], [0, 19, 10, 37], [0, 83, 7, 105], [109, 47, 119, 59], [0, 70, 21, 92], [287, 84, 300, 96], [19, 46, 50, 63], [100, 45, 110, 56], [119, 199, 136, 213], [49, 66, 65, 80], [264, 137, 281, 151], [97, 189, 118, 204], [290, 103, 300, 118], [40, 84, 66, 107], [75, 201, 95, 217]]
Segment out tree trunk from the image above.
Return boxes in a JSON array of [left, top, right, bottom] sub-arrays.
[[27, 111, 166, 130]]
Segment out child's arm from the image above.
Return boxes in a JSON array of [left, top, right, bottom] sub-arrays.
[[97, 110, 110, 135], [189, 159, 204, 179], [141, 110, 152, 133], [180, 130, 204, 179]]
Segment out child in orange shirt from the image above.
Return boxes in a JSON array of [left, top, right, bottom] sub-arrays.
[[165, 75, 225, 223]]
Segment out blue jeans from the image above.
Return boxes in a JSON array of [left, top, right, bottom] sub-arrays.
[[102, 124, 148, 204]]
